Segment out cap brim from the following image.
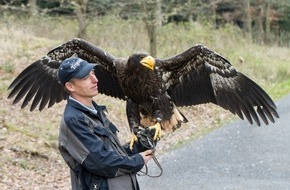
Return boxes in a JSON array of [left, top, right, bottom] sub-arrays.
[[74, 63, 97, 78]]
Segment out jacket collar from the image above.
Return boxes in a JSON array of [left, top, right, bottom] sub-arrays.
[[67, 96, 106, 116]]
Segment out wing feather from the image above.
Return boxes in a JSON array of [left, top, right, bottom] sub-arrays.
[[8, 65, 39, 99], [8, 38, 126, 111], [156, 45, 279, 126], [21, 83, 39, 108], [20, 63, 58, 109], [12, 78, 37, 106], [256, 106, 268, 125]]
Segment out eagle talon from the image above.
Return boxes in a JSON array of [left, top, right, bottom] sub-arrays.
[[129, 133, 138, 151], [149, 122, 162, 141]]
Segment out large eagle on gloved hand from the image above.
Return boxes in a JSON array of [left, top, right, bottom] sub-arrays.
[[7, 38, 279, 148]]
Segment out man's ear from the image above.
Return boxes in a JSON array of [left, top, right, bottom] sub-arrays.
[[65, 82, 74, 92]]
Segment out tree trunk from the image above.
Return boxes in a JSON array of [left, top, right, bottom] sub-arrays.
[[211, 0, 217, 27], [243, 0, 252, 42], [156, 0, 162, 27], [257, 0, 265, 44], [72, 0, 89, 39], [28, 0, 38, 16], [265, 2, 271, 44], [141, 0, 159, 57], [188, 0, 193, 27]]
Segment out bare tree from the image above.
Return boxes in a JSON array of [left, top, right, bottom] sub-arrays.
[[28, 0, 38, 16], [71, 0, 89, 38], [141, 0, 161, 57], [211, 0, 217, 26], [187, 0, 194, 26], [257, 0, 265, 44], [156, 0, 163, 27], [243, 0, 252, 42], [265, 1, 271, 44]]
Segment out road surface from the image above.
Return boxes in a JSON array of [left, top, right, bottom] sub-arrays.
[[138, 94, 290, 190]]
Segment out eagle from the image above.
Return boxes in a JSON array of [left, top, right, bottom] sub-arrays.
[[7, 38, 279, 148]]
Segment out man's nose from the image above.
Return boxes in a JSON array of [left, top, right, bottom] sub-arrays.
[[90, 72, 98, 82]]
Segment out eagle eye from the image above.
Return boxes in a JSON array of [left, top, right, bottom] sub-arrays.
[[139, 55, 145, 60]]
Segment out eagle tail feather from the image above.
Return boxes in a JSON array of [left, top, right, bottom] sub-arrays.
[[161, 106, 188, 131]]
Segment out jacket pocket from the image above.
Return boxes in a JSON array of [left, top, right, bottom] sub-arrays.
[[90, 176, 102, 190]]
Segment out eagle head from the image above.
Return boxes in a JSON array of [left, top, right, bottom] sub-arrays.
[[129, 53, 155, 71]]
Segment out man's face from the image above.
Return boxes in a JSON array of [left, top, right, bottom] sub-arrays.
[[66, 70, 99, 99]]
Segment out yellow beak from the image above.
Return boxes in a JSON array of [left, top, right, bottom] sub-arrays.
[[141, 56, 155, 70]]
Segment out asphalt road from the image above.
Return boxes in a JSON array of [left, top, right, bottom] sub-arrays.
[[138, 94, 290, 190]]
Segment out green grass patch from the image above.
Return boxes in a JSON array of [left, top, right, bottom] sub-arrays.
[[268, 79, 290, 99], [0, 62, 14, 73]]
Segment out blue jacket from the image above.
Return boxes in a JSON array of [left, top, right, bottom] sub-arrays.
[[59, 97, 144, 190]]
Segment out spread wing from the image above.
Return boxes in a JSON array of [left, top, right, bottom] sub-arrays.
[[7, 38, 125, 111], [156, 45, 279, 126]]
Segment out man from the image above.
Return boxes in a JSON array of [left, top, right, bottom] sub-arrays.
[[58, 57, 154, 190]]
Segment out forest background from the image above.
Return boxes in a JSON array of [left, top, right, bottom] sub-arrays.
[[0, 0, 290, 189]]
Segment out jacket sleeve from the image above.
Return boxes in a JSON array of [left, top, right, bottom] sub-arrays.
[[62, 116, 144, 178]]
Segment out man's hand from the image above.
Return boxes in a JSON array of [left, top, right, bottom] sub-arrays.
[[139, 149, 154, 164]]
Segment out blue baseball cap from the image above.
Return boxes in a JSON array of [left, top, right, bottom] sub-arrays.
[[58, 57, 97, 85]]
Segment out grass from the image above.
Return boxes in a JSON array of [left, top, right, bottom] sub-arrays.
[[0, 13, 290, 188]]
